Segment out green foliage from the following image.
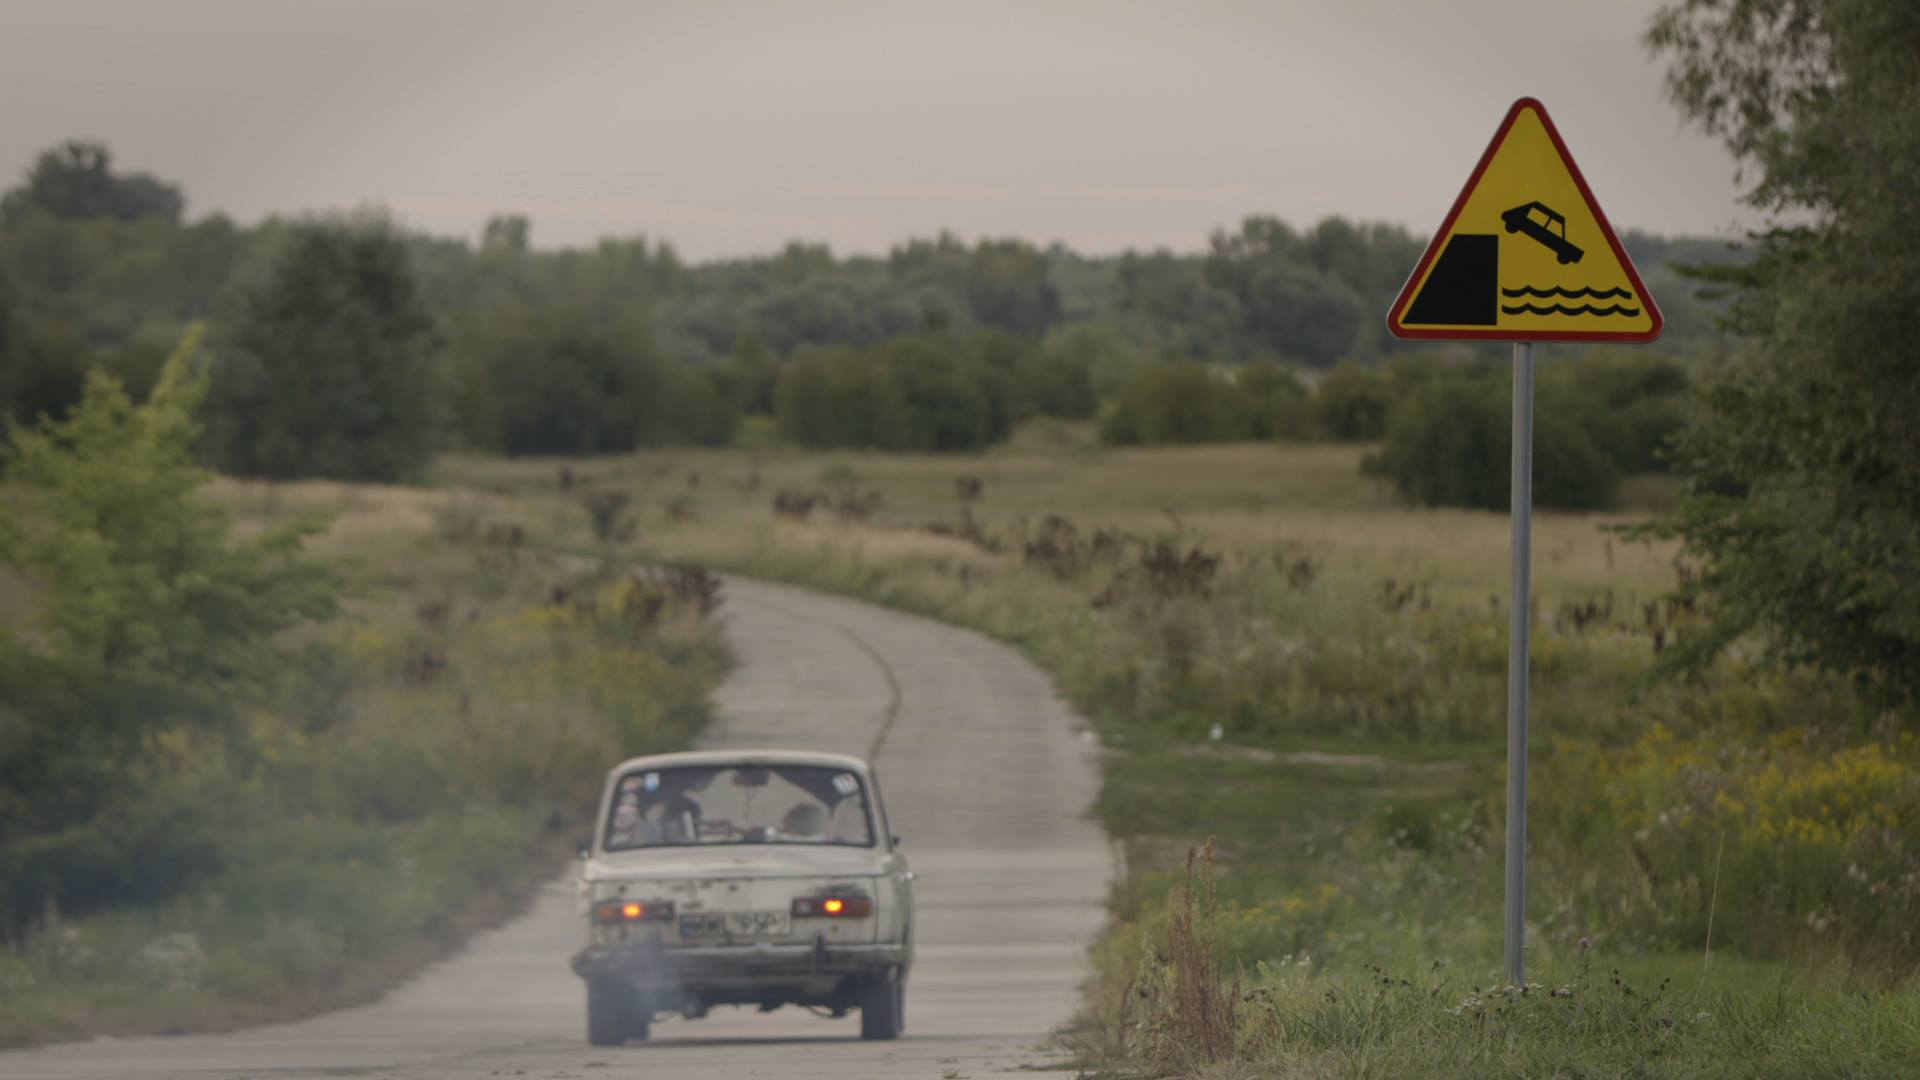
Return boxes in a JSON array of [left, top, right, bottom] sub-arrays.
[[775, 348, 908, 450], [1237, 361, 1313, 440], [0, 330, 341, 928], [712, 331, 780, 416], [887, 336, 1005, 451], [0, 135, 1749, 466], [202, 214, 436, 481], [773, 332, 1066, 451], [0, 568, 727, 1045], [1202, 216, 1420, 366], [0, 141, 183, 226], [1640, 0, 1920, 703], [1042, 321, 1149, 398], [0, 211, 245, 348], [449, 306, 733, 455], [1100, 361, 1316, 446], [1541, 351, 1690, 475], [0, 273, 88, 427], [1314, 362, 1395, 441], [1101, 364, 1246, 446], [1364, 363, 1683, 511], [1015, 334, 1099, 421], [965, 239, 1062, 336], [1535, 722, 1920, 973]]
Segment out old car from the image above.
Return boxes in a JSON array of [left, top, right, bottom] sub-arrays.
[[569, 750, 914, 1045]]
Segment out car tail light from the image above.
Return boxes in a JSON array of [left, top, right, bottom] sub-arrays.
[[793, 895, 872, 918], [594, 899, 673, 924]]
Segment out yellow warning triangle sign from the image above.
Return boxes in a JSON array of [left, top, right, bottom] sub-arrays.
[[1388, 98, 1662, 343]]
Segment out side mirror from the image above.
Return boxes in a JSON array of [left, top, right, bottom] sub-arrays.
[[891, 834, 904, 848], [576, 837, 592, 861]]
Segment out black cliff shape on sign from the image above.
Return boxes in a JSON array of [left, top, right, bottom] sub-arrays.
[[1402, 234, 1497, 326]]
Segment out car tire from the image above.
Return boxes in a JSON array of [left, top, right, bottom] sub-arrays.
[[859, 972, 904, 1040], [586, 983, 636, 1047]]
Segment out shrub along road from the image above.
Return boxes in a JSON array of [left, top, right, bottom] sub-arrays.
[[1, 576, 1112, 1079]]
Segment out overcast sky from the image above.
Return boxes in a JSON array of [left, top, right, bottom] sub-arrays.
[[0, 0, 1751, 258]]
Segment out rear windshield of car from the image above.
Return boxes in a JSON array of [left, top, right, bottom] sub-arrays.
[[602, 764, 877, 851]]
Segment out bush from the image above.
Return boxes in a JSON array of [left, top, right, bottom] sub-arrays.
[[888, 336, 1002, 450], [450, 307, 732, 455], [0, 332, 341, 930], [1237, 361, 1313, 440], [1100, 360, 1314, 446], [773, 332, 1038, 452], [1041, 322, 1146, 400], [1364, 365, 1621, 510], [1544, 351, 1690, 474], [775, 347, 908, 449], [1534, 721, 1920, 973], [1313, 362, 1394, 440], [1101, 363, 1246, 446]]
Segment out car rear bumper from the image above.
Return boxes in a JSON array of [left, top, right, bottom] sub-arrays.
[[571, 937, 907, 985]]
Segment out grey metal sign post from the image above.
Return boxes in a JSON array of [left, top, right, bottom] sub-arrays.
[[1505, 341, 1533, 985], [1384, 97, 1664, 990]]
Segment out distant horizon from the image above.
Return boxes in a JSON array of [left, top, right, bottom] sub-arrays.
[[0, 1, 1755, 261], [117, 194, 1742, 260]]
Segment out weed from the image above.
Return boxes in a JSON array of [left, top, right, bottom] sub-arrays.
[[581, 490, 636, 544]]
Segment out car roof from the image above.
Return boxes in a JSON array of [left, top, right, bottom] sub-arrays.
[[602, 748, 872, 779]]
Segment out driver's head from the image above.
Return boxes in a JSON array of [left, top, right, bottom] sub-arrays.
[[780, 802, 826, 839]]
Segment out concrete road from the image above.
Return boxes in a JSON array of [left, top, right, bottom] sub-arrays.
[[3, 576, 1113, 1079]]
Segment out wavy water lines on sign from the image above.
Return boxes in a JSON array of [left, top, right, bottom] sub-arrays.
[[1499, 302, 1642, 317], [1501, 285, 1634, 300]]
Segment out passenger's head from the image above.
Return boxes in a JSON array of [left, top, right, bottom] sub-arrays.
[[781, 802, 826, 839]]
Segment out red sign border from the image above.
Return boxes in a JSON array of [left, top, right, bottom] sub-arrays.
[[1386, 97, 1664, 344]]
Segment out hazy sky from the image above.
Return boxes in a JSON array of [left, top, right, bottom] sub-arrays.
[[0, 0, 1751, 258]]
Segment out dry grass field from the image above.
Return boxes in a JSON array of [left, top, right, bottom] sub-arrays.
[[436, 432, 1918, 1077], [9, 432, 1910, 1072]]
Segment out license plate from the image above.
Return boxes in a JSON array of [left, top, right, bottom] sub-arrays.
[[679, 910, 791, 939]]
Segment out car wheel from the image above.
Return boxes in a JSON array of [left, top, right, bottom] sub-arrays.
[[859, 972, 904, 1040], [587, 983, 633, 1047]]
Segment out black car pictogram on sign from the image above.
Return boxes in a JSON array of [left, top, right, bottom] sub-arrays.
[[1501, 201, 1584, 265]]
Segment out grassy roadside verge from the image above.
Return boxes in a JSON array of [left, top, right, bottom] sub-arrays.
[[437, 437, 1920, 1077], [0, 481, 727, 1048]]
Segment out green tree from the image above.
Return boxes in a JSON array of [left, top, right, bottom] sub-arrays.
[[1641, 0, 1920, 700], [888, 336, 997, 451], [966, 240, 1062, 336], [1206, 218, 1365, 365], [1101, 364, 1250, 446], [1236, 360, 1313, 440], [775, 348, 908, 449], [0, 141, 184, 225], [203, 214, 437, 481], [1042, 321, 1147, 399], [1364, 367, 1620, 510], [450, 307, 728, 455], [0, 268, 95, 427], [1544, 351, 1690, 474], [1314, 362, 1395, 440], [714, 330, 780, 416], [0, 330, 340, 926], [480, 213, 530, 253]]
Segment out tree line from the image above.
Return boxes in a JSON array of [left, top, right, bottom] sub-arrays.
[[0, 139, 1739, 479]]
